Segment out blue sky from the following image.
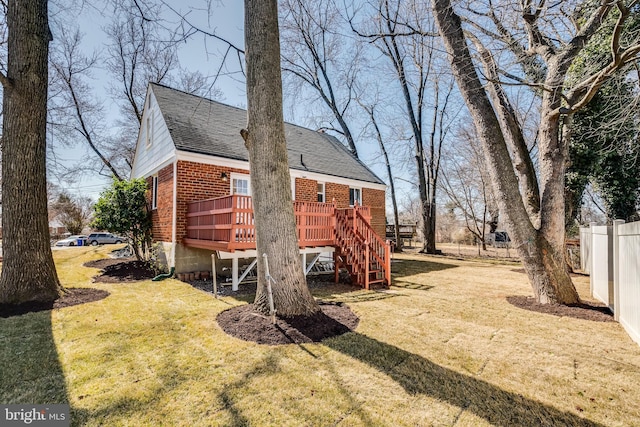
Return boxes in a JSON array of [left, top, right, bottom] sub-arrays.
[[57, 1, 246, 200], [52, 1, 400, 210]]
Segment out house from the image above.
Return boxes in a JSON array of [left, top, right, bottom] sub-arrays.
[[131, 83, 390, 289]]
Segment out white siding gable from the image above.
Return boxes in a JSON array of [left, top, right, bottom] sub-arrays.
[[131, 86, 177, 179]]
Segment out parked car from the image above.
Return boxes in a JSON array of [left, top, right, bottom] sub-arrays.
[[87, 232, 126, 246], [55, 235, 88, 247]]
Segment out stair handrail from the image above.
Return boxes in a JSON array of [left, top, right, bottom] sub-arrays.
[[334, 206, 390, 288]]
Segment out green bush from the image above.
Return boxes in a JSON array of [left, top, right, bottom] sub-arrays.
[[92, 178, 152, 261]]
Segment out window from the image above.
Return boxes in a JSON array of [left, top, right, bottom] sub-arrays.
[[317, 182, 325, 203], [151, 175, 158, 209], [231, 174, 251, 195], [349, 187, 361, 206]]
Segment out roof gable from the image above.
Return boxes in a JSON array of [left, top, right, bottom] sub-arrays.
[[150, 83, 385, 185]]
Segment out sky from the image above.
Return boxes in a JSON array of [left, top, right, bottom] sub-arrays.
[[55, 0, 390, 202], [57, 1, 245, 200]]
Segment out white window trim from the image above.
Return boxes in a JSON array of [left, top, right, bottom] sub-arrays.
[[291, 177, 296, 201], [230, 173, 251, 196], [317, 182, 325, 203], [151, 175, 159, 210], [349, 187, 362, 207]]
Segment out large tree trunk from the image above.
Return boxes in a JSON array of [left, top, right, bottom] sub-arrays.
[[431, 0, 579, 305], [243, 0, 319, 317], [422, 198, 437, 254], [0, 0, 63, 304]]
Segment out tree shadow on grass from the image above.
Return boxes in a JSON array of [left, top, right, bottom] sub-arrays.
[[0, 311, 69, 410], [392, 258, 458, 277], [324, 333, 603, 427], [391, 281, 435, 291]]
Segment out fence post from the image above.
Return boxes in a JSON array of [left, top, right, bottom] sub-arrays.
[[589, 221, 596, 296], [612, 219, 625, 321]]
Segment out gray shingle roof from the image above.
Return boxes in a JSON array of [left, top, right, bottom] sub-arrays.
[[150, 83, 385, 185]]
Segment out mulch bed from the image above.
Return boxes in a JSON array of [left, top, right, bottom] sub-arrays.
[[85, 259, 158, 283], [217, 302, 359, 345], [507, 295, 615, 322], [0, 288, 110, 318]]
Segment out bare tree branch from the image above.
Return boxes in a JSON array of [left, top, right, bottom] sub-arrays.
[[467, 32, 540, 216]]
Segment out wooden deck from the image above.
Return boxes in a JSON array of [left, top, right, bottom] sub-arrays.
[[184, 194, 389, 289], [184, 195, 370, 252]]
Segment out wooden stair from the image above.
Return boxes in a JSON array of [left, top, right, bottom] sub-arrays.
[[334, 205, 391, 289]]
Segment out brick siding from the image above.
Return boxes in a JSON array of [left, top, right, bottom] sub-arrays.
[[175, 161, 250, 241], [150, 164, 174, 241], [295, 178, 318, 202], [363, 188, 386, 238], [326, 182, 350, 208], [152, 160, 387, 244]]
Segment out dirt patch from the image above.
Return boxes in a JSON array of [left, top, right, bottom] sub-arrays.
[[507, 296, 615, 322], [217, 302, 359, 345], [0, 288, 110, 318], [88, 260, 158, 283]]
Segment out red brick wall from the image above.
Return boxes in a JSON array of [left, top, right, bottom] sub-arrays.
[[363, 188, 386, 238], [151, 164, 174, 242], [326, 182, 350, 208], [156, 159, 387, 243], [175, 161, 250, 241], [295, 178, 317, 202], [326, 183, 386, 239]]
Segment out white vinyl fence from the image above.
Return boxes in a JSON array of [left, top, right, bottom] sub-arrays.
[[581, 220, 640, 346], [579, 226, 592, 274], [616, 221, 640, 346], [590, 225, 614, 309]]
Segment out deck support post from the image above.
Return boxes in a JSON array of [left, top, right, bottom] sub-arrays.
[[211, 253, 218, 299], [232, 257, 239, 291]]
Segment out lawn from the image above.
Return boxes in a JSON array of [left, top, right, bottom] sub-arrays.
[[1, 246, 639, 426]]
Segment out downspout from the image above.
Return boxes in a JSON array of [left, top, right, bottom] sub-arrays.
[[171, 159, 177, 269], [152, 159, 178, 281]]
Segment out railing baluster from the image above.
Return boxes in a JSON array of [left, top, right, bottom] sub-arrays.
[[186, 196, 387, 286]]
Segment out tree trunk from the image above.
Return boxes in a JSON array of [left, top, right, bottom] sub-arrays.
[[366, 105, 402, 251], [0, 0, 63, 304], [431, 0, 579, 304], [422, 198, 437, 254], [243, 0, 319, 317]]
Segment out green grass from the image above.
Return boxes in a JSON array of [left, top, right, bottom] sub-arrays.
[[1, 247, 640, 426]]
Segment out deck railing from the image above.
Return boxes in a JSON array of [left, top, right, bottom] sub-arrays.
[[294, 200, 336, 247], [186, 195, 337, 251], [185, 195, 390, 288], [335, 207, 391, 289]]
